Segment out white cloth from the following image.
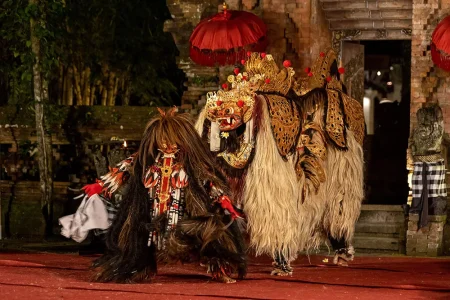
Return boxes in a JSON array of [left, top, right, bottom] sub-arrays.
[[59, 194, 111, 243]]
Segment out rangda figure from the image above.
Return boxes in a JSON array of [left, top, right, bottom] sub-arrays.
[[196, 49, 365, 275], [60, 108, 247, 283]]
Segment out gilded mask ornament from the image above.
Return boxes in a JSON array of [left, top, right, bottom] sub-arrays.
[[206, 91, 254, 131]]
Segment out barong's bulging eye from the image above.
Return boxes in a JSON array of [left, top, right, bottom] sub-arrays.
[[225, 107, 234, 114]]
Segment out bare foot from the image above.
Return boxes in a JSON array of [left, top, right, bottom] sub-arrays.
[[336, 257, 349, 267], [271, 268, 293, 276], [214, 273, 236, 283]]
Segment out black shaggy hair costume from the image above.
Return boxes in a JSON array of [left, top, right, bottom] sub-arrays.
[[92, 108, 247, 283]]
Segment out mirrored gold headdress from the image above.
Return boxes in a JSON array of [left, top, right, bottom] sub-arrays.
[[294, 48, 344, 96], [206, 52, 295, 122]]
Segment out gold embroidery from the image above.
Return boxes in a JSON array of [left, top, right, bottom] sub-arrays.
[[341, 93, 365, 146], [295, 120, 327, 193], [300, 134, 326, 160], [218, 142, 254, 169], [265, 94, 301, 157], [309, 49, 337, 91], [294, 48, 338, 96], [325, 89, 346, 148], [296, 154, 326, 193], [245, 53, 295, 96], [326, 76, 343, 91]]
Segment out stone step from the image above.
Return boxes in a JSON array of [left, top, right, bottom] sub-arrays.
[[357, 205, 406, 223], [355, 222, 404, 234], [353, 236, 400, 251], [354, 232, 401, 239]]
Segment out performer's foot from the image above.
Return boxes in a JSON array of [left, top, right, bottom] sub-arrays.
[[271, 261, 293, 276], [335, 257, 349, 267], [333, 246, 354, 267], [214, 273, 236, 283], [207, 260, 235, 283]]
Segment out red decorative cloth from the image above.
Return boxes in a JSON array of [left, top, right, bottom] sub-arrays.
[[218, 195, 243, 220], [82, 181, 103, 198]]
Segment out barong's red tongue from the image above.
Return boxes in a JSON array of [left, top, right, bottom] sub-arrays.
[[221, 119, 231, 126], [158, 156, 173, 213]]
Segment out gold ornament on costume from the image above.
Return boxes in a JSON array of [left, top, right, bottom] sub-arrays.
[[341, 93, 365, 146], [300, 122, 327, 160], [326, 76, 343, 91], [217, 142, 255, 169], [244, 52, 296, 96], [325, 89, 346, 149], [265, 94, 301, 158], [294, 48, 339, 96], [293, 48, 365, 149]]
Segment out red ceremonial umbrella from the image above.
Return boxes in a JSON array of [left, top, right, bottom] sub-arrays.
[[189, 4, 268, 66], [431, 15, 450, 72]]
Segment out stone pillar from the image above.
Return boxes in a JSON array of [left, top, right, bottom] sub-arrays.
[[164, 0, 220, 107], [410, 0, 450, 256], [410, 0, 450, 131], [407, 213, 447, 256]]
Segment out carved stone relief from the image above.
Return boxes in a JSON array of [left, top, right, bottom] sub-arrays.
[[343, 52, 365, 104]]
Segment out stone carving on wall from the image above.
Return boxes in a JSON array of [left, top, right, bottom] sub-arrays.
[[376, 29, 387, 39], [409, 104, 447, 228], [343, 52, 365, 104], [411, 105, 444, 160], [332, 30, 362, 55], [401, 29, 412, 36]]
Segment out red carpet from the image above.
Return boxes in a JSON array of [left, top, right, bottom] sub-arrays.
[[0, 252, 450, 300]]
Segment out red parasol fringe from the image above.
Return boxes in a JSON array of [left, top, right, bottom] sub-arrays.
[[189, 36, 268, 67], [189, 9, 268, 66], [432, 15, 450, 53], [431, 42, 450, 72]]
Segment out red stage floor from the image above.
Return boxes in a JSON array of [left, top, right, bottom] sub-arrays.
[[0, 252, 450, 300]]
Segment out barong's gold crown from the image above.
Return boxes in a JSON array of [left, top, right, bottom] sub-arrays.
[[309, 48, 338, 89], [294, 48, 344, 96], [206, 52, 295, 122]]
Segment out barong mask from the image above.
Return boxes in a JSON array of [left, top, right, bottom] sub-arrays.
[[205, 53, 296, 169]]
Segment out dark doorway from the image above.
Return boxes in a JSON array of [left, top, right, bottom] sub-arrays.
[[362, 40, 411, 205]]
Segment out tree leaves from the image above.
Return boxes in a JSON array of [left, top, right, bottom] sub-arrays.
[[1, 0, 183, 107]]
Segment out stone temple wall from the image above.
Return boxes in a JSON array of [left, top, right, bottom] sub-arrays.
[[411, 0, 450, 132], [410, 0, 450, 255], [164, 0, 332, 106]]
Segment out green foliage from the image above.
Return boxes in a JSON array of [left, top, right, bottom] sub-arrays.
[[0, 0, 34, 105], [0, 0, 184, 107], [17, 140, 38, 157], [61, 0, 183, 106], [0, 0, 66, 114], [191, 75, 219, 86]]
